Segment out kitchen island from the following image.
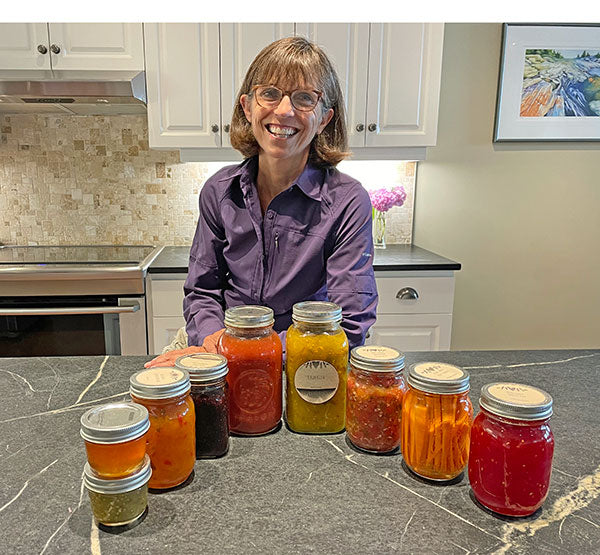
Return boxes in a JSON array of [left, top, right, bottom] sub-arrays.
[[0, 350, 598, 554]]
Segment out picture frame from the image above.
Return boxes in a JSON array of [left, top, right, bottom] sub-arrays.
[[494, 23, 600, 142]]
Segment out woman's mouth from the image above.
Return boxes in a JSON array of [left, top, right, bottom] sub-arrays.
[[266, 124, 299, 138]]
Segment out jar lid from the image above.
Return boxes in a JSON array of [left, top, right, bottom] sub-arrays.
[[175, 353, 229, 382], [292, 301, 342, 324], [129, 367, 190, 399], [84, 454, 152, 494], [224, 305, 274, 328], [350, 346, 405, 372], [80, 402, 149, 444], [407, 362, 470, 394], [480, 382, 553, 421]]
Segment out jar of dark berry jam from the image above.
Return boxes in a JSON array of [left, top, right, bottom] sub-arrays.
[[469, 382, 554, 517], [176, 353, 229, 459]]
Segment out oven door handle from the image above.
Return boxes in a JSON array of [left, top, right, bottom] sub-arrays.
[[0, 300, 140, 316]]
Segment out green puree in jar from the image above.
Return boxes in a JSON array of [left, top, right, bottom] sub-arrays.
[[87, 484, 148, 526]]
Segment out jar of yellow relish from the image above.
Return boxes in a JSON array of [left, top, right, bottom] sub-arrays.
[[285, 301, 349, 434]]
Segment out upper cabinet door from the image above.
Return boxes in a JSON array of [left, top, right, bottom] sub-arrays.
[[220, 23, 294, 148], [47, 23, 144, 72], [145, 23, 221, 149], [295, 23, 369, 149], [365, 23, 444, 147], [0, 23, 50, 70]]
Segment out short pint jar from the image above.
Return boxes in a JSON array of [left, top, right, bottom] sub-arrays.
[[401, 362, 473, 481], [469, 382, 554, 517]]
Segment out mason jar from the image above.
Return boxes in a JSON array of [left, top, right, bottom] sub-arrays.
[[285, 301, 349, 434], [469, 382, 554, 516], [217, 305, 283, 435], [346, 346, 407, 453]]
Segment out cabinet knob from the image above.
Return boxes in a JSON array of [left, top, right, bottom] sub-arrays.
[[396, 287, 419, 300], [355, 123, 365, 132], [368, 123, 378, 132], [223, 124, 230, 133], [211, 124, 219, 133], [50, 44, 61, 54], [37, 44, 48, 55]]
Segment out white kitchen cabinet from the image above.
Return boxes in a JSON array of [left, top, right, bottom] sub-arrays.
[[146, 274, 186, 355], [0, 23, 144, 76]]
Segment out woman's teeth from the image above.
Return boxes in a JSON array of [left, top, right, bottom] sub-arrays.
[[267, 124, 298, 137]]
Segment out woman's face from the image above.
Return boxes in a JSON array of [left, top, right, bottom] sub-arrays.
[[240, 79, 334, 167]]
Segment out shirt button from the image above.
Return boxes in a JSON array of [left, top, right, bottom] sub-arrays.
[[267, 211, 274, 219]]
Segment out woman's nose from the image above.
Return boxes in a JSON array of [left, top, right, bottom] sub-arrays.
[[274, 94, 295, 116]]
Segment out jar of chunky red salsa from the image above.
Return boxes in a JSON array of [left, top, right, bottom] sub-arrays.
[[469, 382, 554, 517], [217, 305, 282, 435], [346, 346, 407, 453]]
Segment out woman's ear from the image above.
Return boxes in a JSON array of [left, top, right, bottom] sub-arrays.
[[240, 94, 252, 122], [317, 108, 334, 134]]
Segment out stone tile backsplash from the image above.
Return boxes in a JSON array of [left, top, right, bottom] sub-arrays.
[[0, 114, 415, 246]]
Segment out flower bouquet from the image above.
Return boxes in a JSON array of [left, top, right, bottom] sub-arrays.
[[368, 187, 407, 248]]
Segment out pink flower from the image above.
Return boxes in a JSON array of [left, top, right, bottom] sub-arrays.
[[368, 186, 407, 213]]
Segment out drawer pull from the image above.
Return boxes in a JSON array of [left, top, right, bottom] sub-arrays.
[[396, 287, 419, 300]]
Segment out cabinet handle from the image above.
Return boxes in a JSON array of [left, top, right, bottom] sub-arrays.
[[223, 124, 230, 133], [37, 44, 48, 55], [50, 44, 61, 54], [355, 123, 365, 132], [211, 124, 219, 133], [396, 287, 419, 300], [368, 123, 378, 132]]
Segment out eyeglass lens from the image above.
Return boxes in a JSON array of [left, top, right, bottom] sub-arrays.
[[255, 86, 319, 111]]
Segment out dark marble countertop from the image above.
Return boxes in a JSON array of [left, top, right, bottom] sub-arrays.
[[148, 244, 461, 274], [1, 350, 598, 554]]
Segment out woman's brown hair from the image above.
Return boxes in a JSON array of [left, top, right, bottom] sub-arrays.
[[229, 36, 350, 168]]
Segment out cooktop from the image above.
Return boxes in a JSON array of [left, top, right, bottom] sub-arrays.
[[0, 245, 160, 265]]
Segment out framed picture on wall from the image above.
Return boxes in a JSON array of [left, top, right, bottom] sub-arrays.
[[494, 23, 600, 142]]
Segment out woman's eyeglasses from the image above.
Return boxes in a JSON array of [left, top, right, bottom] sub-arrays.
[[252, 85, 323, 112]]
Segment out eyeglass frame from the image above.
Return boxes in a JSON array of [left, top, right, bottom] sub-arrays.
[[249, 84, 324, 112]]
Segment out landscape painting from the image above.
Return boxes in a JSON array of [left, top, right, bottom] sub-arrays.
[[520, 48, 600, 118]]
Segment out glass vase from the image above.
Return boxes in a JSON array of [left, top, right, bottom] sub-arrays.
[[373, 209, 386, 249]]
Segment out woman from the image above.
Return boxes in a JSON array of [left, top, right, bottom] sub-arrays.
[[146, 37, 377, 368]]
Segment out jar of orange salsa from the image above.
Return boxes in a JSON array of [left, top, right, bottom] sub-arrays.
[[80, 402, 149, 479], [401, 362, 473, 481], [130, 367, 195, 489], [346, 346, 407, 453], [469, 383, 554, 516], [217, 305, 283, 436]]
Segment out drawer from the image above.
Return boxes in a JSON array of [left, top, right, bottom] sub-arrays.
[[149, 277, 186, 317], [366, 313, 452, 351], [375, 276, 454, 314]]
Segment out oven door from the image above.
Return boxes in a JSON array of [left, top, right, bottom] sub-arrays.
[[0, 296, 147, 357]]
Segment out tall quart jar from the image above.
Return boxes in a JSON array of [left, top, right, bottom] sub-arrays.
[[346, 346, 407, 453], [401, 362, 473, 481], [175, 353, 230, 459], [217, 305, 283, 435], [469, 382, 554, 517], [130, 367, 195, 489], [285, 301, 349, 434]]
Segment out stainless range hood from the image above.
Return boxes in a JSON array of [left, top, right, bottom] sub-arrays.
[[0, 72, 147, 115]]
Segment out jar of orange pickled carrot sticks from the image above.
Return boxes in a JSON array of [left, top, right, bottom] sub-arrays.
[[401, 362, 473, 481]]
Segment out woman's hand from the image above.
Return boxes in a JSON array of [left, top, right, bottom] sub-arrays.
[[201, 329, 225, 353], [144, 345, 207, 368]]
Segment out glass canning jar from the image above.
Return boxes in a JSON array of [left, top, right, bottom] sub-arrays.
[[80, 402, 149, 479], [346, 346, 407, 453], [217, 305, 283, 436], [130, 367, 195, 489], [469, 382, 554, 517], [285, 301, 349, 434], [176, 353, 230, 458], [401, 362, 473, 481]]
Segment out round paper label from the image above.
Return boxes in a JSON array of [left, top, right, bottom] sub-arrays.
[[294, 360, 339, 404], [488, 383, 547, 405], [413, 362, 464, 381], [179, 355, 222, 369], [354, 346, 400, 361], [136, 368, 184, 386]]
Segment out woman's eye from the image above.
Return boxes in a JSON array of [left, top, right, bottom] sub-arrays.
[[295, 92, 315, 105], [260, 88, 280, 101]]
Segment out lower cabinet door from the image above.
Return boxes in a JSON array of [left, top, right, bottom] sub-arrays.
[[366, 313, 452, 351], [151, 316, 186, 355]]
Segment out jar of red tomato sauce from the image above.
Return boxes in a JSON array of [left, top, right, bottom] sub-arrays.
[[469, 382, 554, 517], [346, 346, 407, 453], [217, 305, 283, 436]]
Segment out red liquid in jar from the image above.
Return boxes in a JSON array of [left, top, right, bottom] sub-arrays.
[[468, 408, 554, 516]]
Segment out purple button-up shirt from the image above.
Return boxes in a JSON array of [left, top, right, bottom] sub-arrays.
[[183, 156, 378, 349]]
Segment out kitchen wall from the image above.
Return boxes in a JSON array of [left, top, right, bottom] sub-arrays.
[[0, 114, 416, 246], [414, 24, 600, 350]]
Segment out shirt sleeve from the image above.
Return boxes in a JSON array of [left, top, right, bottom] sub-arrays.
[[183, 178, 229, 346], [326, 183, 378, 349]]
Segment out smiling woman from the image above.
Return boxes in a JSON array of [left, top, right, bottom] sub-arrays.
[[146, 36, 378, 374]]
